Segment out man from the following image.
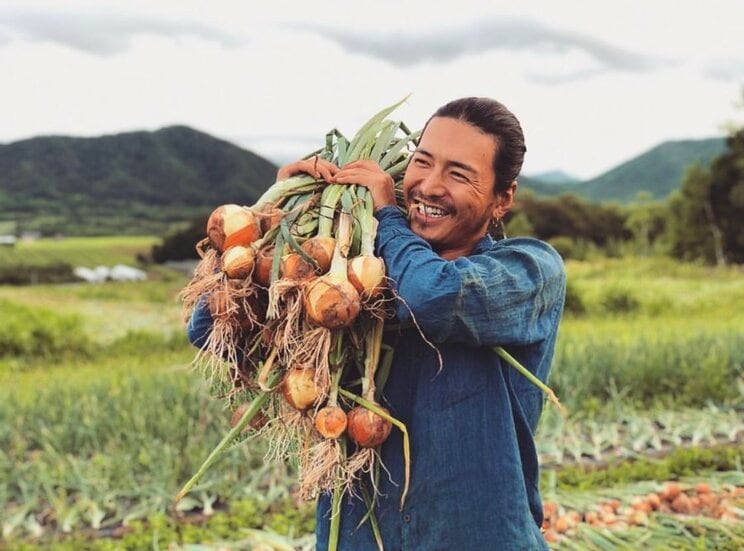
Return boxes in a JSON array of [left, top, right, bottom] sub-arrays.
[[279, 97, 566, 550]]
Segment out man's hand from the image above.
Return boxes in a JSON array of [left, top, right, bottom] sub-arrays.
[[334, 160, 396, 211], [276, 156, 339, 182]]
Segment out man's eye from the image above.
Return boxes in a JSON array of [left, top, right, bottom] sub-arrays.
[[451, 171, 468, 182], [414, 158, 429, 166]]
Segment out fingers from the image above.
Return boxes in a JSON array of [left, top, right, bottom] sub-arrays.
[[340, 159, 381, 170], [335, 160, 386, 185], [276, 157, 339, 182], [315, 159, 338, 182]]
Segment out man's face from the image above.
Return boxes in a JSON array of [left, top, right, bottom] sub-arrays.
[[403, 116, 505, 259]]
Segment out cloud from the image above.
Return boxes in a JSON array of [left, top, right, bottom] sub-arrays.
[[293, 17, 662, 78], [704, 58, 744, 82], [0, 8, 241, 55]]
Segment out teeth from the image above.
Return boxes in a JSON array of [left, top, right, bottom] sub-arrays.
[[416, 202, 448, 217]]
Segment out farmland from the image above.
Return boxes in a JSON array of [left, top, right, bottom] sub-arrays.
[[0, 239, 742, 550]]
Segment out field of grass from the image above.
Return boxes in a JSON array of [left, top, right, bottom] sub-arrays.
[[0, 236, 158, 268], [0, 239, 742, 550]]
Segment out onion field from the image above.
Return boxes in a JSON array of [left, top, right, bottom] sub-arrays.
[[0, 241, 742, 550]]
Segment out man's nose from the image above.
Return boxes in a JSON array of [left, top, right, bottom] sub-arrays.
[[418, 170, 446, 196]]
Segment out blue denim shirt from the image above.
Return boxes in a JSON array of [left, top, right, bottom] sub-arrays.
[[315, 206, 566, 551]]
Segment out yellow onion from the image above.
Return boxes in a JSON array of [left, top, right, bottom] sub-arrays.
[[304, 277, 360, 329], [347, 406, 392, 448], [301, 236, 336, 274], [280, 253, 315, 281], [253, 246, 274, 287], [314, 406, 348, 439], [221, 246, 256, 279], [231, 402, 268, 434], [303, 211, 361, 328], [281, 368, 321, 410], [207, 204, 261, 252], [348, 255, 386, 299]]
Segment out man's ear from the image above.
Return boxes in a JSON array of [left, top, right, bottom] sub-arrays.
[[493, 180, 517, 220]]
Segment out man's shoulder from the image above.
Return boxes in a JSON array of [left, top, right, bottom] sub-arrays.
[[489, 237, 565, 270]]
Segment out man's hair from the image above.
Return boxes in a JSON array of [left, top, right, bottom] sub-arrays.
[[426, 97, 526, 194]]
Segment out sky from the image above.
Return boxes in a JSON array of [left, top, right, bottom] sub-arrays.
[[1, 0, 743, 180]]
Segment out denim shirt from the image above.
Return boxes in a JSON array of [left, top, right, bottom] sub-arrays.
[[315, 206, 566, 551], [186, 206, 566, 551]]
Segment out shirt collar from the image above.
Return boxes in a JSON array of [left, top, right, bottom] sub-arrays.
[[472, 233, 495, 255]]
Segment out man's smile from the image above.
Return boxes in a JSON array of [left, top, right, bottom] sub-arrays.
[[408, 198, 454, 225]]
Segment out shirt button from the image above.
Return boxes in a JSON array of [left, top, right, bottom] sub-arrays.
[[403, 513, 411, 522]]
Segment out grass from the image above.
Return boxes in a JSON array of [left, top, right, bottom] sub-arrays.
[[0, 236, 158, 269], [1, 247, 743, 548]]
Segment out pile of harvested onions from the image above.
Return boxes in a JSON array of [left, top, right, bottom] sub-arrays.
[[176, 99, 561, 550]]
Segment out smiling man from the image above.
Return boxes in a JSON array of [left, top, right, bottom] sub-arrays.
[[279, 97, 567, 550]]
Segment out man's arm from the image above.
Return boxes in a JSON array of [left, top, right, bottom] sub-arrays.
[[186, 297, 214, 349], [375, 206, 566, 347]]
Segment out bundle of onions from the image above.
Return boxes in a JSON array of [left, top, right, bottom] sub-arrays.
[[304, 209, 361, 329]]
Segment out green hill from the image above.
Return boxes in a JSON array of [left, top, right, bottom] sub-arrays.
[[579, 137, 727, 203], [521, 138, 726, 203], [0, 127, 728, 237], [0, 126, 278, 236]]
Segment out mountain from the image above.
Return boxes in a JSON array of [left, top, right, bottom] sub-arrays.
[[527, 170, 581, 185], [578, 137, 727, 203], [0, 127, 729, 236], [519, 137, 727, 203], [0, 126, 278, 235]]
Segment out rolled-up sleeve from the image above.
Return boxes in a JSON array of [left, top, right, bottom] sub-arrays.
[[374, 206, 566, 347]]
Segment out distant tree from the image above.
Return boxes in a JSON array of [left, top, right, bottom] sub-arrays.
[[151, 216, 208, 263], [667, 126, 744, 265], [625, 192, 667, 256], [504, 211, 534, 237], [512, 192, 629, 245]]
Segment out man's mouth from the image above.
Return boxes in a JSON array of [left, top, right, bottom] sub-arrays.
[[410, 199, 452, 219]]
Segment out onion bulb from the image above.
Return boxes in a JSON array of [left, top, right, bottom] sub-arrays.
[[253, 246, 274, 287], [304, 211, 361, 328], [281, 368, 321, 410], [346, 406, 392, 448], [314, 406, 348, 439], [304, 278, 360, 329], [221, 246, 256, 279], [207, 204, 261, 252], [301, 236, 336, 274], [348, 256, 386, 299], [281, 253, 315, 281]]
